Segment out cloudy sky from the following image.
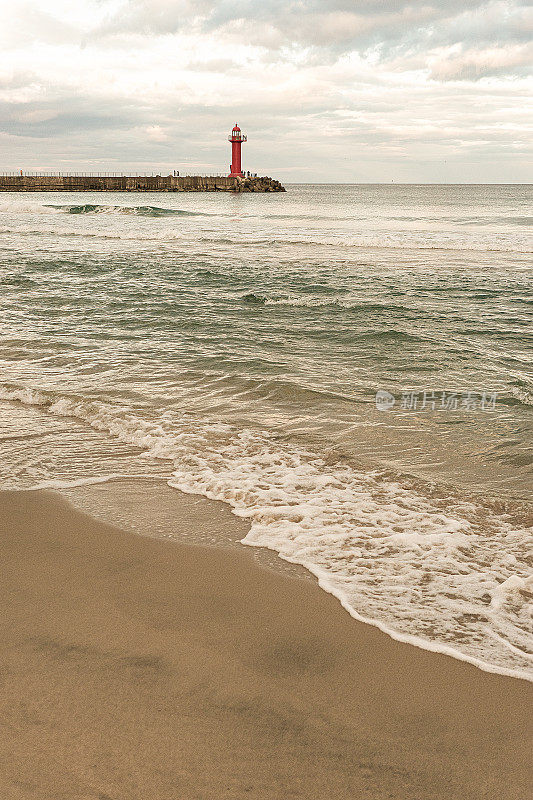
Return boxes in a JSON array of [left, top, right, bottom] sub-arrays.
[[0, 0, 531, 181]]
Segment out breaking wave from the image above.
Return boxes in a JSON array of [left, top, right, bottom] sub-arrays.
[[509, 384, 533, 408], [1, 381, 531, 682], [240, 293, 409, 313], [45, 204, 208, 217]]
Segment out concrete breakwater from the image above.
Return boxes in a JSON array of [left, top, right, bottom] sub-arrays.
[[0, 174, 285, 192]]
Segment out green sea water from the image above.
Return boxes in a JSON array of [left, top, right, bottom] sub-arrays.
[[1, 184, 532, 678]]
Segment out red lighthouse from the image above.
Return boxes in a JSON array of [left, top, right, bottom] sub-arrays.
[[228, 123, 247, 177]]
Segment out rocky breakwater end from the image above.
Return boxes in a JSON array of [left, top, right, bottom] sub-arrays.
[[236, 176, 285, 192]]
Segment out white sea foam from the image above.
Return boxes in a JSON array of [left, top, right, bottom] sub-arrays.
[[239, 233, 532, 254], [0, 200, 63, 214], [265, 296, 346, 307], [261, 296, 405, 311], [1, 206, 530, 251], [511, 386, 533, 407], [2, 383, 532, 681], [0, 226, 187, 241], [0, 385, 49, 405], [31, 473, 158, 490]]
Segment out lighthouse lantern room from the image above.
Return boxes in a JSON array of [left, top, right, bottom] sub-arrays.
[[228, 123, 247, 177]]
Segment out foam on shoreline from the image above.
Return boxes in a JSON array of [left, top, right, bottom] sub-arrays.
[[2, 382, 531, 682]]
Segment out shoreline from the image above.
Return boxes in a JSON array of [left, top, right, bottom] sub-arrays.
[[55, 475, 533, 682], [1, 488, 531, 799]]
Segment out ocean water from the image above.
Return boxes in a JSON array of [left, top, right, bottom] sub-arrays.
[[1, 184, 532, 680]]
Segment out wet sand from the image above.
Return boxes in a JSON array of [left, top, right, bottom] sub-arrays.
[[0, 488, 531, 799]]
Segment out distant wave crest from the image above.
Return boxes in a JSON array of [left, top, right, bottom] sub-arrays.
[[240, 293, 417, 318], [45, 204, 207, 217]]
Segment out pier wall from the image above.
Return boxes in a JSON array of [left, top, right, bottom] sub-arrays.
[[0, 175, 285, 192]]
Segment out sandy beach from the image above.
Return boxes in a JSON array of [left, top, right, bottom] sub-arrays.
[[0, 488, 530, 800]]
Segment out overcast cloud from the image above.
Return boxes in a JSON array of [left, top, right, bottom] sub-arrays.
[[0, 0, 531, 181]]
